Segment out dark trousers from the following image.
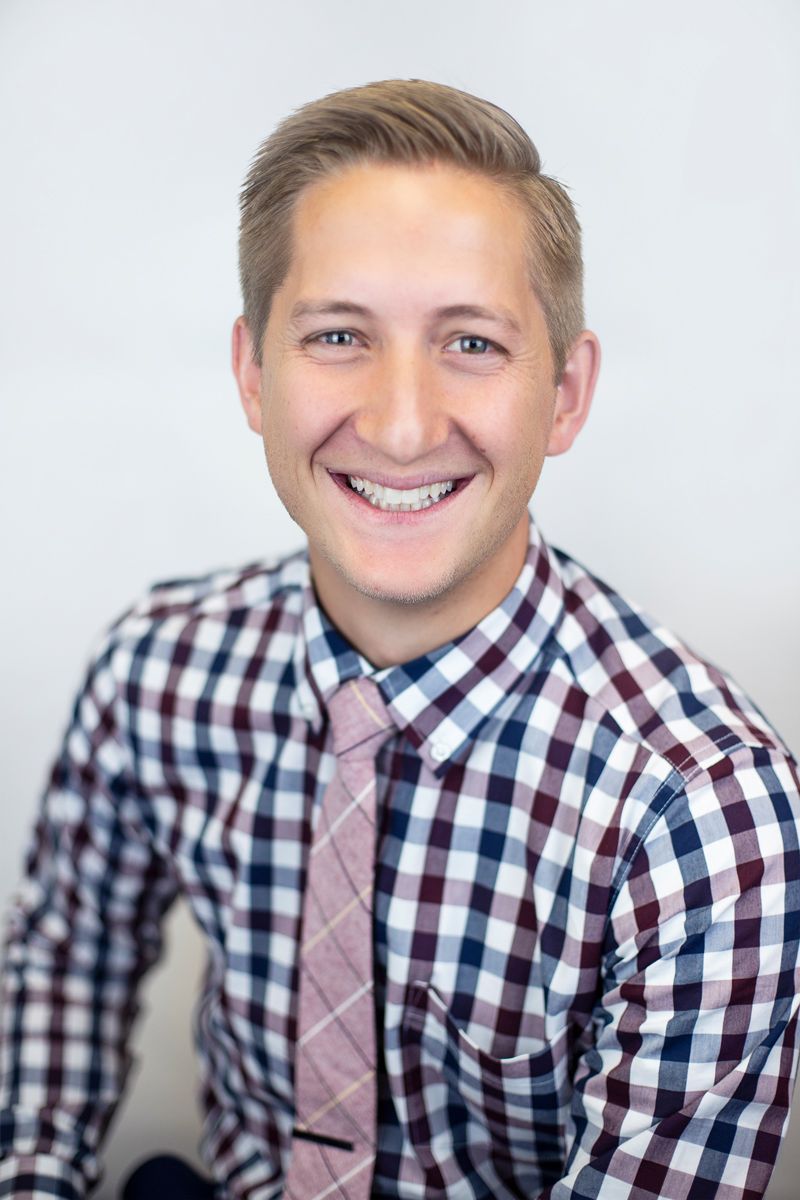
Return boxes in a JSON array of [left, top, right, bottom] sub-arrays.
[[121, 1154, 217, 1199]]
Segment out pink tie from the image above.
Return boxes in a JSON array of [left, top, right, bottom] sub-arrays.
[[285, 677, 394, 1200]]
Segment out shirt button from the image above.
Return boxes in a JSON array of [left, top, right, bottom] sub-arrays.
[[300, 700, 315, 719], [430, 741, 450, 763]]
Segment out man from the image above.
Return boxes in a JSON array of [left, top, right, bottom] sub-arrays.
[[1, 79, 798, 1200]]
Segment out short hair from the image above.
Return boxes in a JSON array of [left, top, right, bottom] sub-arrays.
[[239, 79, 584, 382]]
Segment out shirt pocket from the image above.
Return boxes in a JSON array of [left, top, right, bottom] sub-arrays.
[[399, 981, 565, 1191]]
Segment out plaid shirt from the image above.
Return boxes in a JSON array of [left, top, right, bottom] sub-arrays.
[[1, 518, 799, 1199]]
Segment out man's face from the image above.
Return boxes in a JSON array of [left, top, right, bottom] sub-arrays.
[[238, 162, 588, 625]]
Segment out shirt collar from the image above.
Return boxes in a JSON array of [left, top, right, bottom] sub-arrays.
[[298, 515, 565, 774]]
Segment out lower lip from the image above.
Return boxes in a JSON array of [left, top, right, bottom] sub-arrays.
[[327, 472, 472, 522]]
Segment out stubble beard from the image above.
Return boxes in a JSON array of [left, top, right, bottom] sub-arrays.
[[269, 450, 534, 615], [312, 508, 528, 614]]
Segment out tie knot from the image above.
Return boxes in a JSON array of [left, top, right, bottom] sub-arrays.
[[327, 677, 394, 761]]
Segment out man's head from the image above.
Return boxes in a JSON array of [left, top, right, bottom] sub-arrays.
[[233, 81, 600, 664], [238, 79, 583, 384]]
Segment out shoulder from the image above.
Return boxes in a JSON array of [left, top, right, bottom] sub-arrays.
[[543, 546, 799, 916], [116, 547, 307, 635], [86, 548, 311, 698], [550, 545, 793, 777], [124, 547, 308, 624]]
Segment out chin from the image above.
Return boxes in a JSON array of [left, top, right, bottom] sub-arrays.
[[334, 556, 463, 609]]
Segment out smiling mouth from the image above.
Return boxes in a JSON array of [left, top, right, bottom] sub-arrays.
[[329, 472, 465, 513], [348, 474, 456, 512]]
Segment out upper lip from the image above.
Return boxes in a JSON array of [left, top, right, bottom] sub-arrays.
[[330, 469, 472, 489]]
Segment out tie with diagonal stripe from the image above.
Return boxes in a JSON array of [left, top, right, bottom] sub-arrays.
[[284, 676, 395, 1200]]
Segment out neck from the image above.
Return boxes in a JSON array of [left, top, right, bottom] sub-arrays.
[[309, 519, 530, 668]]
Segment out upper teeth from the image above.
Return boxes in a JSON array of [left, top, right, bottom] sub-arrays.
[[347, 476, 455, 511]]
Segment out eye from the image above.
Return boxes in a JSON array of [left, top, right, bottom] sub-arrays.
[[444, 334, 494, 355], [315, 330, 357, 347], [303, 328, 365, 363]]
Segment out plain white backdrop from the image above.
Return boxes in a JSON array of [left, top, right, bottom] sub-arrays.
[[1, 2, 798, 1195]]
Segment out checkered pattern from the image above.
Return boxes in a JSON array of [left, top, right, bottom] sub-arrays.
[[1, 518, 799, 1200], [285, 678, 394, 1199]]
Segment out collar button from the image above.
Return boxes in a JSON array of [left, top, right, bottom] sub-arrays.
[[430, 741, 450, 763]]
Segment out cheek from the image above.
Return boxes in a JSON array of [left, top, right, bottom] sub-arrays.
[[497, 413, 554, 497], [482, 400, 550, 465], [265, 363, 348, 447], [261, 380, 313, 457]]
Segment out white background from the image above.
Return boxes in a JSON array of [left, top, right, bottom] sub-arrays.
[[1, 1, 798, 1195]]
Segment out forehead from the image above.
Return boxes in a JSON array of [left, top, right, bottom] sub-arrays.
[[294, 158, 524, 219], [282, 162, 535, 313]]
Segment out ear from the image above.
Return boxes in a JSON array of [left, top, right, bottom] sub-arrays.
[[232, 315, 264, 434], [546, 330, 601, 457]]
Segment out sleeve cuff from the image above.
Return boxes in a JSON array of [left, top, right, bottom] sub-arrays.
[[0, 1154, 85, 1199]]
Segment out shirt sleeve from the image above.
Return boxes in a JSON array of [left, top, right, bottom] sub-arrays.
[[541, 744, 800, 1200], [0, 627, 179, 1198]]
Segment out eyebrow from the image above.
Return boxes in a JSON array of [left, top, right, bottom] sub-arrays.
[[288, 300, 523, 336]]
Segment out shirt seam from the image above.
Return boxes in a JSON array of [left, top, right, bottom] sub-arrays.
[[606, 730, 757, 920]]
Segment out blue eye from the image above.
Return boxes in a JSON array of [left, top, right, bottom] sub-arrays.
[[448, 335, 491, 354], [318, 331, 355, 346]]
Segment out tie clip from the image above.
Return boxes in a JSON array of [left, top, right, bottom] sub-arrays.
[[292, 1127, 354, 1152]]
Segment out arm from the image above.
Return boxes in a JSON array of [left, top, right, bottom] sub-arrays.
[[0, 631, 179, 1198], [542, 745, 800, 1200]]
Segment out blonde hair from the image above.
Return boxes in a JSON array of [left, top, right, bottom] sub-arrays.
[[239, 79, 584, 381]]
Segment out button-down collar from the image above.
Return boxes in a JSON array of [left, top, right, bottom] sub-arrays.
[[301, 517, 565, 775]]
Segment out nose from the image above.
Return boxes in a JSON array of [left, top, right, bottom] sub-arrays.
[[353, 343, 450, 464]]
